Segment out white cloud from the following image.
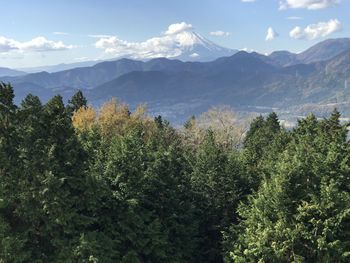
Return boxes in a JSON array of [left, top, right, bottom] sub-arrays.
[[53, 31, 69, 35], [265, 27, 279, 41], [290, 27, 304, 39], [210, 31, 231, 36], [164, 22, 193, 35], [280, 0, 341, 10], [241, 0, 256, 2], [287, 16, 303, 20], [289, 19, 342, 40], [0, 36, 73, 53], [74, 56, 90, 61], [95, 22, 208, 59], [190, 53, 200, 58], [240, 47, 256, 52], [19, 37, 74, 52], [88, 34, 114, 38], [0, 37, 18, 52]]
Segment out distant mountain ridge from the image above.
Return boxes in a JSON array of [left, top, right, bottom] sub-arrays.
[[269, 38, 350, 66], [0, 67, 26, 77], [17, 60, 102, 73]]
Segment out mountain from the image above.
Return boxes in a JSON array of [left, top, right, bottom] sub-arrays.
[[268, 51, 297, 67], [170, 31, 237, 61], [4, 56, 214, 92], [4, 37, 350, 123], [5, 59, 144, 90], [88, 52, 282, 119], [4, 51, 275, 93], [269, 38, 350, 66], [0, 67, 26, 77], [15, 31, 237, 74], [88, 49, 350, 122], [297, 38, 350, 64]]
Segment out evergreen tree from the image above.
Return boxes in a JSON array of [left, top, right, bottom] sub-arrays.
[[67, 90, 87, 114], [0, 83, 28, 262], [191, 131, 247, 262], [36, 95, 90, 261], [227, 113, 350, 262], [243, 112, 288, 188]]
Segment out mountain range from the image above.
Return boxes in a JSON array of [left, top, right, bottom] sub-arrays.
[[0, 67, 26, 77], [269, 38, 350, 66], [15, 31, 237, 73], [1, 35, 350, 123]]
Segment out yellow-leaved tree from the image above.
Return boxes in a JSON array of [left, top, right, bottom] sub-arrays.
[[72, 106, 97, 131], [72, 98, 155, 139]]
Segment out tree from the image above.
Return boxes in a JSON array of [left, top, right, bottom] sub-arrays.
[[72, 106, 97, 131], [242, 112, 289, 188], [83, 123, 200, 262], [67, 90, 87, 114], [226, 113, 350, 262], [35, 95, 90, 261], [191, 131, 247, 262], [181, 107, 249, 153], [0, 83, 28, 262]]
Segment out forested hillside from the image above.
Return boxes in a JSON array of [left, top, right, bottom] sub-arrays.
[[1, 82, 350, 262]]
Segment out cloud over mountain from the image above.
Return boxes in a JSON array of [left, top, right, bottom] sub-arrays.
[[289, 19, 342, 40], [164, 22, 193, 35], [95, 22, 236, 61], [0, 36, 73, 53], [210, 31, 231, 37], [280, 0, 341, 10], [265, 27, 279, 41]]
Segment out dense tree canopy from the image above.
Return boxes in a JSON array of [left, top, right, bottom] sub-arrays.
[[1, 83, 350, 262]]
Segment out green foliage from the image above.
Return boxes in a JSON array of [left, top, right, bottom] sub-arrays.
[[243, 112, 290, 189], [67, 90, 88, 114], [190, 131, 249, 262], [0, 91, 91, 262], [2, 86, 350, 263], [226, 111, 350, 263], [76, 124, 198, 262]]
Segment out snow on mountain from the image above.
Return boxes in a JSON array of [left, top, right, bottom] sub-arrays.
[[14, 23, 237, 73], [173, 31, 237, 61], [95, 22, 237, 62]]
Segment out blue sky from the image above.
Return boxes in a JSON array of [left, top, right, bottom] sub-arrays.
[[0, 0, 349, 68]]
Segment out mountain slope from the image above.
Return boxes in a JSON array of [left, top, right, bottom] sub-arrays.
[[0, 67, 26, 77], [297, 38, 350, 64], [88, 49, 350, 122], [3, 57, 210, 91], [268, 51, 297, 67], [269, 38, 350, 66]]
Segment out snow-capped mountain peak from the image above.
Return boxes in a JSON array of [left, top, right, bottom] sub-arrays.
[[95, 22, 237, 62], [172, 30, 237, 61]]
